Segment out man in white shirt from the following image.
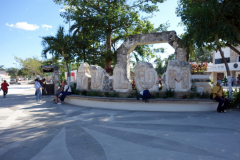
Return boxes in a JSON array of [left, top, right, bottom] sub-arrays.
[[57, 81, 72, 104]]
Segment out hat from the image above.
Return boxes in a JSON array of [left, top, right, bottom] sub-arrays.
[[217, 80, 222, 84], [36, 77, 40, 79]]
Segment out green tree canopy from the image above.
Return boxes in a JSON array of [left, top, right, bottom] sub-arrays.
[[176, 0, 240, 99], [0, 65, 5, 71], [15, 56, 42, 76], [42, 26, 75, 81], [53, 0, 166, 68], [5, 68, 19, 78]]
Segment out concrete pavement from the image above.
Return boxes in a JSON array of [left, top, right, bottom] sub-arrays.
[[0, 85, 240, 160]]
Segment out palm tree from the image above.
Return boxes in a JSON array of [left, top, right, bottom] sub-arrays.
[[41, 26, 74, 84]]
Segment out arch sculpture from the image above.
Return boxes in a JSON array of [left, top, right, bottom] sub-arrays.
[[116, 31, 188, 79]]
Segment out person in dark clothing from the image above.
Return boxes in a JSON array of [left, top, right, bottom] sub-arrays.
[[1, 80, 9, 98], [54, 81, 64, 103], [143, 89, 150, 102], [137, 89, 150, 102]]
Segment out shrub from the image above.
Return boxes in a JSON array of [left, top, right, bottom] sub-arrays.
[[154, 92, 161, 98], [81, 90, 87, 96], [70, 84, 77, 95], [87, 90, 101, 96], [74, 89, 80, 95], [232, 89, 240, 107], [200, 92, 210, 98], [182, 95, 190, 99], [110, 91, 119, 97], [165, 89, 175, 98], [104, 92, 110, 97]]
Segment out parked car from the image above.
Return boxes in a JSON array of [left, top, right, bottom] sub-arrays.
[[10, 79, 21, 85]]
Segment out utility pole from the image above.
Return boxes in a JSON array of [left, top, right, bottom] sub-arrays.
[[68, 21, 71, 85]]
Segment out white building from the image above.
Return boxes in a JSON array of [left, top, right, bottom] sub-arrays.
[[207, 46, 240, 84], [0, 71, 11, 83]]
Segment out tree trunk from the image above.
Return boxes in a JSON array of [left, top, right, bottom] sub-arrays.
[[195, 55, 198, 63], [215, 34, 232, 99], [105, 34, 112, 69], [105, 61, 111, 69], [226, 43, 240, 55], [217, 45, 232, 99], [62, 50, 70, 85]]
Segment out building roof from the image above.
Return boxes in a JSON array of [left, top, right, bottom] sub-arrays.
[[0, 71, 6, 75]]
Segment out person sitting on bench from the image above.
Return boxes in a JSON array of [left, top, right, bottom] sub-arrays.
[[54, 81, 64, 103], [57, 81, 72, 105]]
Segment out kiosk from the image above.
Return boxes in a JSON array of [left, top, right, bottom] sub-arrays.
[[40, 65, 59, 95]]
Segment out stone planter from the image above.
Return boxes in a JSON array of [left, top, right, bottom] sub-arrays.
[[191, 74, 211, 93]]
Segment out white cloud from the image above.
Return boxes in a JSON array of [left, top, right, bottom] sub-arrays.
[[41, 24, 52, 30], [6, 22, 39, 31]]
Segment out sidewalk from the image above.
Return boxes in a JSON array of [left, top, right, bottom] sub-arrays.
[[0, 86, 240, 160]]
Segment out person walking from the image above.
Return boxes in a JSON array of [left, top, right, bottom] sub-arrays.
[[212, 80, 230, 113], [35, 77, 42, 101], [1, 80, 9, 98]]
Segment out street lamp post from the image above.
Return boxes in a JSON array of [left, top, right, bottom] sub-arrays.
[[13, 63, 18, 82]]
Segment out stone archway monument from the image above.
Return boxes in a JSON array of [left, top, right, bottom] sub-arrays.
[[117, 31, 188, 79]]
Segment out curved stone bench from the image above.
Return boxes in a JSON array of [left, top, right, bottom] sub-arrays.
[[64, 95, 219, 112]]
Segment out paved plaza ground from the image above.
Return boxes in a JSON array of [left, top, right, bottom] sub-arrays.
[[0, 85, 240, 160]]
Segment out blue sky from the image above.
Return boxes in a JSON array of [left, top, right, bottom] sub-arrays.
[[0, 0, 184, 69]]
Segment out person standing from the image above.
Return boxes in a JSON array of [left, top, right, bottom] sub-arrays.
[[1, 80, 9, 98], [231, 77, 234, 86], [35, 77, 42, 101], [236, 77, 239, 86], [223, 76, 227, 86], [212, 80, 230, 113]]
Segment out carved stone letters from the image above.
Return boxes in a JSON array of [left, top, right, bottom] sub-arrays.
[[76, 63, 91, 90], [90, 65, 113, 91], [162, 60, 191, 92], [134, 62, 159, 92], [113, 64, 132, 92]]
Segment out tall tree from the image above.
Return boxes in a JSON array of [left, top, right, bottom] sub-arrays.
[[15, 56, 42, 76], [0, 65, 5, 71], [177, 0, 240, 99], [154, 53, 175, 77], [42, 26, 75, 84], [5, 68, 19, 78], [189, 47, 213, 63], [54, 0, 165, 68]]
